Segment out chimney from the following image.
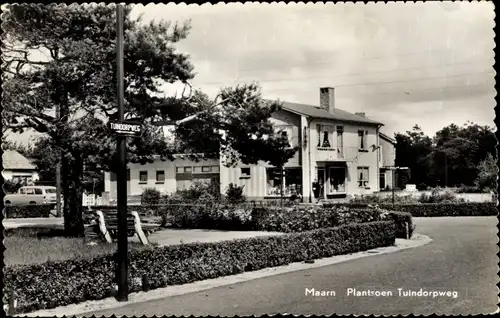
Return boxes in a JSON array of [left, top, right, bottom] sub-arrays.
[[320, 87, 335, 113], [355, 112, 366, 117]]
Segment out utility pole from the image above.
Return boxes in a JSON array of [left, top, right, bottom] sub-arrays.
[[444, 152, 448, 188], [115, 3, 128, 302], [392, 168, 396, 205], [56, 104, 62, 217]]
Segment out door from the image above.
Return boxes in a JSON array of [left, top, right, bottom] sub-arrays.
[[379, 172, 386, 190], [328, 167, 346, 194], [317, 168, 325, 199]]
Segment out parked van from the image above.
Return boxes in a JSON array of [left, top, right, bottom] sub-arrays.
[[4, 186, 61, 208]]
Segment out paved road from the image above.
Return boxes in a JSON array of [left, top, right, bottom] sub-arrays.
[[83, 217, 498, 316]]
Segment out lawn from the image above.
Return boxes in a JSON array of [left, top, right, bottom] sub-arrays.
[[4, 226, 156, 266]]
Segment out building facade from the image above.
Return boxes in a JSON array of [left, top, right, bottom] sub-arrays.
[[219, 87, 395, 202], [103, 87, 396, 203]]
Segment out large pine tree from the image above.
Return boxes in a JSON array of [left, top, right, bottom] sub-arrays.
[[2, 4, 297, 236]]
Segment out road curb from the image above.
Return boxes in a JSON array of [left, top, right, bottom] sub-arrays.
[[20, 233, 433, 317]]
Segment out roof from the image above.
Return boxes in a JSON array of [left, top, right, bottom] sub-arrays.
[[280, 101, 384, 126], [2, 150, 37, 170], [379, 132, 397, 144]]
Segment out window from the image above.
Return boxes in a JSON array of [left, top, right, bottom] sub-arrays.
[[336, 126, 344, 156], [139, 171, 148, 183], [317, 125, 333, 148], [266, 167, 302, 196], [193, 166, 202, 173], [177, 166, 192, 174], [241, 167, 251, 178], [12, 175, 30, 185], [357, 167, 369, 188], [20, 188, 27, 195], [156, 170, 165, 183], [202, 166, 211, 172], [25, 188, 35, 195], [275, 125, 293, 146], [211, 166, 220, 173], [45, 188, 56, 194], [34, 188, 43, 195], [358, 130, 368, 150]]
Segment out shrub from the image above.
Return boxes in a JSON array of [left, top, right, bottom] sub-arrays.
[[5, 205, 52, 218], [4, 221, 396, 314], [3, 180, 24, 194], [385, 211, 414, 238], [225, 183, 246, 203], [168, 179, 221, 203], [349, 193, 419, 205], [456, 184, 481, 193], [378, 202, 497, 217], [417, 183, 427, 191], [141, 188, 162, 205], [418, 188, 461, 203]]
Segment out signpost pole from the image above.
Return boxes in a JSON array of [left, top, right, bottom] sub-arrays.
[[115, 3, 128, 302]]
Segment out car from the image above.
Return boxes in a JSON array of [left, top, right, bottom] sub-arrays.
[[4, 186, 62, 208]]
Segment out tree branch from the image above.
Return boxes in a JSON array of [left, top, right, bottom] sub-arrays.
[[151, 96, 230, 126]]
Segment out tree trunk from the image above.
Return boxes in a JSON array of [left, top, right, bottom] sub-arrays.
[[61, 152, 85, 237]]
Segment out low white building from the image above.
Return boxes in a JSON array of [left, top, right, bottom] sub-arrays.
[[2, 150, 39, 185]]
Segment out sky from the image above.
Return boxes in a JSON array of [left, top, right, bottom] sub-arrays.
[[5, 1, 496, 144]]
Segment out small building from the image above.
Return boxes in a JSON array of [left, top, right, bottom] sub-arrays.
[[104, 154, 219, 200], [2, 150, 39, 185]]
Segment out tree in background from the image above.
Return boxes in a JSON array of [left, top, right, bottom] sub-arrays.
[[2, 4, 295, 236], [395, 122, 496, 189], [430, 122, 496, 187], [394, 125, 433, 187], [474, 153, 497, 192]]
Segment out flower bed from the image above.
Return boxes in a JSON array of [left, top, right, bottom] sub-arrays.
[[4, 221, 396, 314]]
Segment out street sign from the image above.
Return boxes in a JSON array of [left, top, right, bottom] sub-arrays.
[[109, 121, 142, 137]]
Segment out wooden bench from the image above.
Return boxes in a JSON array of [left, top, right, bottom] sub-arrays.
[[94, 208, 153, 245]]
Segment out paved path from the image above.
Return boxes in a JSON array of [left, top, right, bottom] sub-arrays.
[[81, 217, 498, 316], [3, 217, 64, 229], [3, 218, 283, 246]]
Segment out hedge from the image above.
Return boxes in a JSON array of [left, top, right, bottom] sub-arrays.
[[386, 211, 414, 238], [91, 204, 413, 234], [4, 205, 52, 218], [378, 202, 497, 217], [4, 221, 396, 314]]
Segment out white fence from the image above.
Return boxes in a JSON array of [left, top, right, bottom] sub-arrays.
[[82, 193, 109, 206]]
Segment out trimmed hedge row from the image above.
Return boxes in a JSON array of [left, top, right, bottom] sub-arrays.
[[4, 205, 52, 218], [378, 202, 497, 217], [4, 221, 396, 314], [323, 202, 497, 217], [92, 204, 411, 235]]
